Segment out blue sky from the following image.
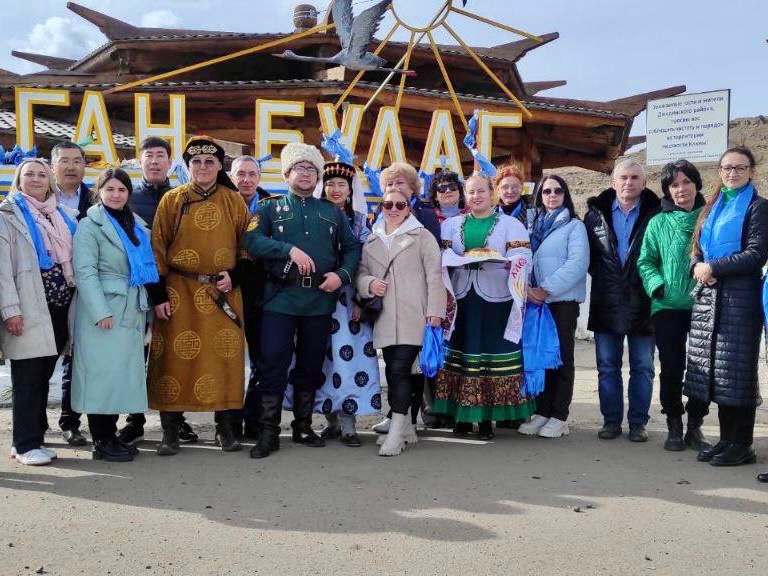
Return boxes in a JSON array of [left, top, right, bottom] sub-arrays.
[[1, 0, 766, 135]]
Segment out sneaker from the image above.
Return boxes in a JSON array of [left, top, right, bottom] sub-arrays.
[[538, 417, 569, 438], [14, 448, 52, 466], [517, 414, 549, 436], [11, 446, 57, 460], [117, 425, 144, 446], [372, 417, 390, 434]]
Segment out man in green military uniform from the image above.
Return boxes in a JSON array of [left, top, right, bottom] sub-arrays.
[[245, 142, 361, 459]]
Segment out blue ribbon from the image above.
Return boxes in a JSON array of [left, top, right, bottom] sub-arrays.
[[256, 153, 272, 168], [363, 163, 383, 198], [471, 149, 497, 178], [418, 170, 434, 198], [1, 145, 37, 165], [462, 111, 495, 177], [463, 112, 478, 150], [248, 195, 259, 215], [321, 130, 355, 165], [171, 161, 189, 184]]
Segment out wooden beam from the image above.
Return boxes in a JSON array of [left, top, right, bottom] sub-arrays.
[[11, 51, 76, 70], [477, 32, 559, 62], [67, 1, 139, 39], [524, 80, 566, 95]]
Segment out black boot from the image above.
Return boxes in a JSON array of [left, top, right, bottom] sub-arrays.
[[684, 417, 711, 452], [157, 413, 180, 456], [709, 443, 757, 467], [697, 440, 728, 462], [664, 416, 685, 451], [250, 394, 282, 459], [93, 437, 133, 462], [291, 389, 325, 447], [215, 414, 242, 452]]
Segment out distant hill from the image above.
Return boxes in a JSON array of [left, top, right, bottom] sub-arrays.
[[545, 116, 768, 215]]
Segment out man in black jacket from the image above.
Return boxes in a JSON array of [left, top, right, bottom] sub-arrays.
[[584, 159, 660, 442], [117, 137, 199, 446], [51, 141, 92, 446]]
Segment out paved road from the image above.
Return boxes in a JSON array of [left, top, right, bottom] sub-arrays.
[[1, 341, 766, 575]]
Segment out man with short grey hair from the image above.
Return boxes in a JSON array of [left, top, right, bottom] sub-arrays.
[[583, 158, 660, 443]]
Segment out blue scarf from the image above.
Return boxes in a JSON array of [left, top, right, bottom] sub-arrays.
[[530, 206, 568, 253], [103, 209, 159, 287], [700, 183, 755, 262], [248, 195, 259, 215], [14, 193, 76, 270], [522, 302, 562, 396]]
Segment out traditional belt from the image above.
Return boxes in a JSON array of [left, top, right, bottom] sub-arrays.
[[168, 266, 242, 328]]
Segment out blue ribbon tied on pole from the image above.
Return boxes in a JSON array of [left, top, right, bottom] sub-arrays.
[[321, 130, 355, 166], [363, 162, 383, 198], [1, 145, 37, 165], [462, 111, 496, 177]]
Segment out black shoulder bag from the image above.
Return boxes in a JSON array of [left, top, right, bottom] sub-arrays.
[[357, 253, 399, 325]]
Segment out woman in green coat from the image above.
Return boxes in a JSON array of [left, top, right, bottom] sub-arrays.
[[72, 168, 158, 462], [637, 159, 708, 452]]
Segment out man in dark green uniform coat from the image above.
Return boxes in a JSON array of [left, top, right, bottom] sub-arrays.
[[245, 142, 361, 459]]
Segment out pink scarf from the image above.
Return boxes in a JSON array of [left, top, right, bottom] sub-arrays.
[[21, 193, 75, 286]]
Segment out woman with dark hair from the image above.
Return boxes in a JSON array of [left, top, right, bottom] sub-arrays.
[[517, 174, 589, 438], [72, 168, 158, 462], [685, 146, 768, 468], [1, 159, 77, 466], [637, 159, 709, 452], [284, 161, 380, 446], [429, 170, 466, 223], [494, 164, 531, 226]]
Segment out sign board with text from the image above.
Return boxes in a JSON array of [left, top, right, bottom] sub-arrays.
[[646, 89, 730, 166]]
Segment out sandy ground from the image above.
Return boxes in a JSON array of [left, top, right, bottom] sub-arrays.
[[1, 340, 767, 576]]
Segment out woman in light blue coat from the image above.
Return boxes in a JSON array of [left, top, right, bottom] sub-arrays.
[[518, 174, 589, 438], [72, 168, 158, 462]]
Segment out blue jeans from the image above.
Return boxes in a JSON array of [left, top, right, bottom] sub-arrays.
[[595, 332, 655, 428]]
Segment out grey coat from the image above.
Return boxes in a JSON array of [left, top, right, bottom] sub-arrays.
[[0, 196, 77, 360]]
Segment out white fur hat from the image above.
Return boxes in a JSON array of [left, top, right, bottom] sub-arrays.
[[280, 142, 325, 177]]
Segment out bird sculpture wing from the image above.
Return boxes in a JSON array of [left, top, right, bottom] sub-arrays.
[[332, 0, 355, 52], [347, 0, 390, 60]]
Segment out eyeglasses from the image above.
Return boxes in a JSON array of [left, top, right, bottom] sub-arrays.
[[719, 165, 750, 174], [382, 200, 408, 211], [55, 158, 84, 167], [190, 158, 217, 168], [292, 165, 318, 175], [436, 183, 459, 193], [541, 187, 564, 196]]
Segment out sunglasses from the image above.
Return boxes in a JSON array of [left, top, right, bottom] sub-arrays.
[[436, 183, 459, 193], [541, 187, 564, 196], [382, 200, 408, 210]]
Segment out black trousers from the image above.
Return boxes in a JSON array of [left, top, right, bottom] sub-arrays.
[[259, 311, 332, 416], [382, 345, 421, 415], [653, 309, 709, 420], [88, 414, 119, 442], [58, 353, 81, 431], [239, 277, 265, 425], [11, 305, 69, 453], [536, 301, 579, 421], [718, 405, 757, 446]]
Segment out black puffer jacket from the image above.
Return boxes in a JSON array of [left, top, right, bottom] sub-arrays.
[[584, 188, 661, 335], [684, 193, 768, 408]]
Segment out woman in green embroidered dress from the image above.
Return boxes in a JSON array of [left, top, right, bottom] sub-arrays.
[[434, 173, 535, 440]]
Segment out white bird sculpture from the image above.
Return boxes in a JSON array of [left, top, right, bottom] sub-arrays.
[[275, 0, 416, 76]]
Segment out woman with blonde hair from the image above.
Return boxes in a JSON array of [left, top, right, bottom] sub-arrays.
[[434, 172, 535, 440], [357, 181, 446, 456], [0, 158, 77, 465]]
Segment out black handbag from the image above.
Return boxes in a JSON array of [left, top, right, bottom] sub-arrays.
[[357, 256, 397, 325]]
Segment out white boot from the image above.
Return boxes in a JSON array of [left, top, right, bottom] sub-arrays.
[[378, 413, 409, 456], [372, 416, 390, 434], [403, 418, 419, 444]]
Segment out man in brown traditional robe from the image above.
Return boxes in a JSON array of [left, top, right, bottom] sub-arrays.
[[147, 136, 248, 455]]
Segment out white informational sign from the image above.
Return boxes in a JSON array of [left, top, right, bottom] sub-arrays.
[[646, 89, 730, 166]]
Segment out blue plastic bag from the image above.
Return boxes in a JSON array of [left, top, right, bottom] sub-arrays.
[[522, 302, 562, 397], [419, 325, 445, 378]]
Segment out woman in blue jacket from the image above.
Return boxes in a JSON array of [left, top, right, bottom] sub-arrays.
[[518, 175, 589, 438], [72, 168, 158, 462]]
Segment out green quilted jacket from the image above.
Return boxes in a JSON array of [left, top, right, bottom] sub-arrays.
[[637, 196, 704, 315]]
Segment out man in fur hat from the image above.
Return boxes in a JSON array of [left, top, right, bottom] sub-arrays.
[[147, 136, 249, 455], [245, 142, 361, 459]]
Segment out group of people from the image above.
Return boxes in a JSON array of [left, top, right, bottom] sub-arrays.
[[0, 135, 765, 483]]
